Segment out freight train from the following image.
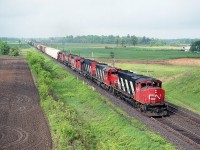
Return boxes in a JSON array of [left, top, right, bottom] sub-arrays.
[[27, 41, 168, 116]]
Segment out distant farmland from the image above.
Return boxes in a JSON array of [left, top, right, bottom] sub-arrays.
[[48, 43, 200, 60]]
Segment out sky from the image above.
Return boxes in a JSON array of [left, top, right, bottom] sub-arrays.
[[0, 0, 200, 39]]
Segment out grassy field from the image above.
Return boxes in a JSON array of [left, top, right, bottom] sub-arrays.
[[164, 69, 200, 114], [8, 42, 31, 49], [25, 49, 174, 150], [48, 43, 200, 60]]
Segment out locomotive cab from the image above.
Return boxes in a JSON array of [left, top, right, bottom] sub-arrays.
[[135, 80, 165, 105], [135, 79, 167, 116]]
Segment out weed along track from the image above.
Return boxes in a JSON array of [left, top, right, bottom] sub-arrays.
[[0, 57, 52, 150], [37, 48, 200, 150]]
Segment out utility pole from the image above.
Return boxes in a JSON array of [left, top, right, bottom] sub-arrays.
[[110, 52, 115, 67]]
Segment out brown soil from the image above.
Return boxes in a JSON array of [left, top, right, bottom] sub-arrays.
[[104, 58, 200, 67], [0, 57, 52, 150], [166, 58, 200, 67]]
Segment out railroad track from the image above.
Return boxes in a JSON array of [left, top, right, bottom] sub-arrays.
[[167, 103, 200, 125], [151, 117, 200, 149]]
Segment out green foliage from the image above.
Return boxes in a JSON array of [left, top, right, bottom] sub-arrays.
[[9, 47, 20, 56], [32, 36, 199, 46], [190, 40, 200, 52], [110, 51, 115, 58], [0, 41, 10, 55], [164, 69, 200, 115], [27, 52, 97, 149], [131, 35, 138, 46]]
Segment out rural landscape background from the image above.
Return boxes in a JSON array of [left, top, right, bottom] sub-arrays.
[[1, 0, 200, 149], [1, 37, 200, 149]]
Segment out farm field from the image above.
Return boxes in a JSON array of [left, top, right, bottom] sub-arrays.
[[25, 49, 175, 150], [48, 43, 200, 60], [0, 56, 52, 149]]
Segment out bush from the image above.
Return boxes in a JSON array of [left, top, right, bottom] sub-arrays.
[[0, 41, 10, 55], [190, 40, 200, 52], [9, 48, 20, 56]]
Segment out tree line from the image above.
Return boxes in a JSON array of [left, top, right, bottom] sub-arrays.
[[36, 35, 199, 46], [39, 35, 166, 46]]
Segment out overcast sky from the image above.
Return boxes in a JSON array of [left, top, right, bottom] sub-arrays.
[[0, 0, 200, 38]]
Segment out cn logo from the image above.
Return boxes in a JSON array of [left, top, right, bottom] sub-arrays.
[[155, 94, 161, 100], [149, 94, 161, 100]]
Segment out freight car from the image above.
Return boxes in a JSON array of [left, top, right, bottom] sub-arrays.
[[45, 47, 60, 59], [29, 41, 168, 116]]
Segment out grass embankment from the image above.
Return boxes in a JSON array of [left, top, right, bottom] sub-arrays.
[[50, 44, 200, 60], [164, 69, 200, 114], [115, 63, 200, 115], [26, 50, 174, 150]]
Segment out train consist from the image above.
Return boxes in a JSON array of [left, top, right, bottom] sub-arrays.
[[28, 41, 168, 116]]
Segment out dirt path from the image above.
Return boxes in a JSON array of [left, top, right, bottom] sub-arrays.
[[0, 57, 52, 150]]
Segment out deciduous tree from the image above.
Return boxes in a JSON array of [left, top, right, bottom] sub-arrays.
[[190, 40, 200, 52]]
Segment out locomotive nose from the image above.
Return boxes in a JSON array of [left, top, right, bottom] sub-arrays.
[[140, 88, 165, 104], [148, 88, 165, 104]]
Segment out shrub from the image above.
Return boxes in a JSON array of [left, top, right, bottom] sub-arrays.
[[9, 48, 20, 56], [190, 40, 200, 52], [0, 41, 10, 55]]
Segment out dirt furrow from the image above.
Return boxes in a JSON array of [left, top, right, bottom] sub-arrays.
[[0, 57, 52, 150]]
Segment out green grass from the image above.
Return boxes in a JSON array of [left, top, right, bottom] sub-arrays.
[[114, 63, 194, 79], [8, 43, 31, 49], [25, 48, 174, 150], [164, 69, 200, 114], [48, 43, 200, 60]]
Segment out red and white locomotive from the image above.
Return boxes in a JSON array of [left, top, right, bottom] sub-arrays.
[[28, 41, 168, 116]]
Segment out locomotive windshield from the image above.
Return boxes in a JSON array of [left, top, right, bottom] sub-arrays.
[[141, 83, 146, 88], [153, 81, 161, 87], [111, 71, 117, 74], [108, 70, 117, 76], [141, 81, 161, 88]]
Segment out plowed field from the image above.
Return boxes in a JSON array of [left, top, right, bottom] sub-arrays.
[[0, 57, 52, 150]]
